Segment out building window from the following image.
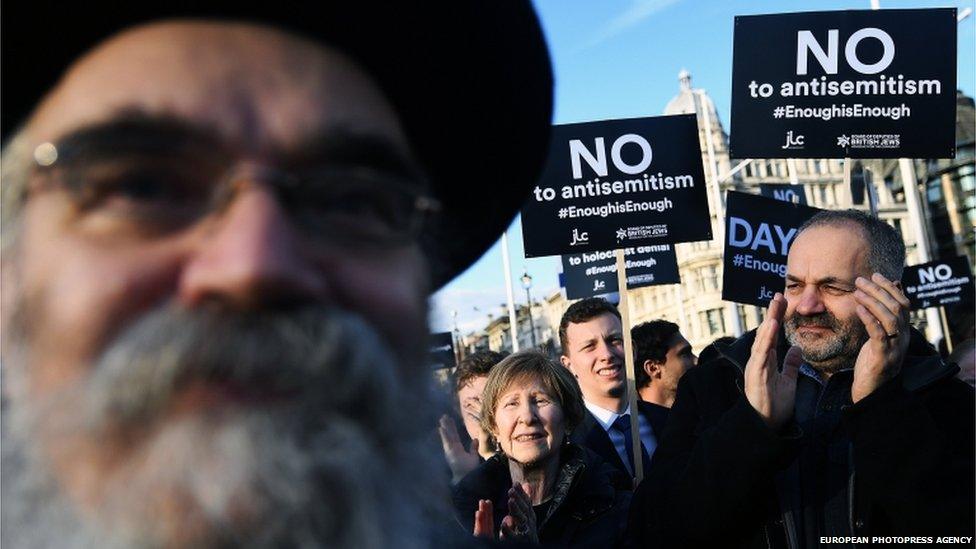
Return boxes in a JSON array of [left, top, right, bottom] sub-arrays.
[[756, 306, 766, 324], [891, 218, 903, 239], [686, 270, 700, 294], [703, 265, 719, 290], [702, 308, 726, 336], [959, 170, 975, 192], [737, 304, 749, 332]]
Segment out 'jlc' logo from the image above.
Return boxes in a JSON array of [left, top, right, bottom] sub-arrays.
[[570, 228, 590, 247], [782, 131, 805, 149]]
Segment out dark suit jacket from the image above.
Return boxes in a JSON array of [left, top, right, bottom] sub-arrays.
[[570, 400, 669, 480]]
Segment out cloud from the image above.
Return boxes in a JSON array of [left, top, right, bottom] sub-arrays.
[[579, 0, 682, 50]]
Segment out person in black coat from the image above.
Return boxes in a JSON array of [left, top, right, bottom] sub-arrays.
[[630, 210, 975, 549], [454, 351, 631, 547]]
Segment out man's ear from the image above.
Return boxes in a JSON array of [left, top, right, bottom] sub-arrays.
[[644, 359, 662, 379], [561, 355, 580, 379]]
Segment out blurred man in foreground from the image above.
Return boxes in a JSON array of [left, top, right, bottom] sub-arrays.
[[0, 2, 553, 547], [632, 320, 696, 408], [633, 210, 975, 548]]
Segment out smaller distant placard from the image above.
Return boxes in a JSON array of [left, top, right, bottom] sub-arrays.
[[562, 245, 679, 299], [722, 192, 822, 307], [759, 183, 808, 205], [428, 332, 456, 370], [901, 256, 974, 309]]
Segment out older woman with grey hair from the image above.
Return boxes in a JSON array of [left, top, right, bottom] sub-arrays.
[[453, 351, 631, 546]]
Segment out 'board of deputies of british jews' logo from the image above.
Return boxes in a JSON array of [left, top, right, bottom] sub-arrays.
[[616, 225, 668, 242], [837, 134, 900, 149]]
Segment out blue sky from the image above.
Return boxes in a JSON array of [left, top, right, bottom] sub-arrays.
[[429, 0, 976, 334]]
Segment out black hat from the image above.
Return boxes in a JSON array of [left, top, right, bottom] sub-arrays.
[[1, 1, 554, 289]]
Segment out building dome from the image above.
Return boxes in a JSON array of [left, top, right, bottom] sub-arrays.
[[664, 69, 723, 129]]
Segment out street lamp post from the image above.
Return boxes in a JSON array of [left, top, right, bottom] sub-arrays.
[[520, 270, 538, 348], [451, 309, 462, 362]]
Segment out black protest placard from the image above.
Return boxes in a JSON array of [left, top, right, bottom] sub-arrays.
[[561, 245, 680, 300], [901, 256, 974, 310], [428, 332, 456, 370], [722, 192, 822, 307], [521, 115, 711, 257], [759, 183, 808, 205], [730, 9, 957, 159]]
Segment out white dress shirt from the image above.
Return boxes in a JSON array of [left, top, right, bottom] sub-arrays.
[[583, 400, 657, 474]]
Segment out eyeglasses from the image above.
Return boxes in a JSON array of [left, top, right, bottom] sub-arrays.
[[29, 137, 441, 248]]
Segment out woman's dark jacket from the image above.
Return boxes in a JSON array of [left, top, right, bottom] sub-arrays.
[[454, 443, 632, 547]]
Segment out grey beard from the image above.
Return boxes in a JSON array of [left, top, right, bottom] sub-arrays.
[[2, 305, 450, 549], [785, 311, 867, 374]]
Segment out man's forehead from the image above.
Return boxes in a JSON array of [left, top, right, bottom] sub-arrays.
[[567, 313, 621, 339], [460, 376, 487, 391], [787, 223, 870, 280], [669, 334, 690, 351], [25, 20, 409, 156]]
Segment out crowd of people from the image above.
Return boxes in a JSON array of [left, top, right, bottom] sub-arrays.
[[440, 208, 975, 548], [1, 1, 972, 548]]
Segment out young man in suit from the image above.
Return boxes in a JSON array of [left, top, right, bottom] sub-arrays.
[[560, 298, 668, 479]]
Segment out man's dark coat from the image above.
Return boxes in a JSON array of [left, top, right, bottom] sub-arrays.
[[629, 328, 975, 548], [571, 400, 669, 481]]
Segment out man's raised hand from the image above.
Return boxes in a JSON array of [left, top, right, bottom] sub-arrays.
[[745, 293, 803, 430], [438, 415, 481, 483], [851, 273, 911, 403]]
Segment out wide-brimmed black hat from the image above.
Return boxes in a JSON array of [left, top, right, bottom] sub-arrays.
[[1, 1, 554, 289]]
